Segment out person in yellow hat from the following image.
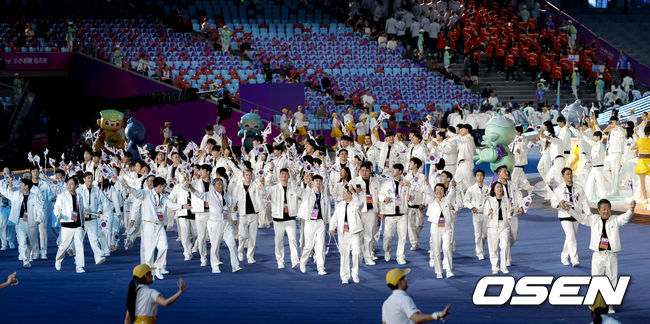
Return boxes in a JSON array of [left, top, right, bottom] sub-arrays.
[[381, 268, 451, 324], [280, 108, 290, 138], [331, 112, 343, 140], [161, 122, 172, 145], [125, 264, 186, 324], [294, 105, 308, 142]]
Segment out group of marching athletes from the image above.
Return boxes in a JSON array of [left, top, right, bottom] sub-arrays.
[[0, 109, 637, 300]]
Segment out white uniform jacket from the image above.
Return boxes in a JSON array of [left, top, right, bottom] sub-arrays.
[[129, 188, 183, 225], [464, 183, 490, 214], [330, 198, 363, 234], [186, 185, 234, 221], [574, 210, 633, 253], [297, 187, 331, 223], [425, 196, 454, 232], [267, 181, 303, 220], [76, 185, 101, 217], [550, 183, 589, 219], [54, 191, 86, 225], [379, 177, 408, 215], [348, 176, 381, 212], [189, 179, 212, 213], [231, 180, 266, 215], [0, 183, 45, 225], [483, 196, 514, 229]]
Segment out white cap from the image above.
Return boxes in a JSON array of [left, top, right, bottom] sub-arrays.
[[573, 67, 578, 71], [568, 20, 572, 24], [598, 75, 603, 78], [444, 46, 450, 49], [539, 78, 546, 82]]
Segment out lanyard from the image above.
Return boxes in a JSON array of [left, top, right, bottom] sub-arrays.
[[155, 193, 162, 209]]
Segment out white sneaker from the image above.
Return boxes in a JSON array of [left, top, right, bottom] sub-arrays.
[[502, 269, 510, 274], [384, 254, 390, 262], [232, 266, 242, 273], [352, 276, 360, 283], [278, 263, 285, 269], [561, 260, 570, 266], [76, 267, 85, 273], [0, 246, 6, 251], [478, 255, 485, 260], [397, 259, 406, 265], [184, 255, 192, 261], [608, 306, 615, 314], [410, 243, 419, 251], [429, 259, 434, 268], [212, 268, 221, 274], [237, 253, 244, 262], [436, 273, 443, 279], [23, 261, 31, 269], [96, 257, 106, 265], [492, 271, 498, 275], [446, 272, 455, 278], [572, 262, 580, 267], [365, 260, 376, 266], [161, 269, 170, 275], [341, 279, 349, 284], [247, 258, 256, 264], [55, 262, 61, 271], [318, 269, 327, 276], [200, 260, 208, 267], [300, 264, 306, 273], [372, 255, 379, 260], [218, 260, 223, 265], [154, 270, 164, 280], [40, 253, 47, 260]]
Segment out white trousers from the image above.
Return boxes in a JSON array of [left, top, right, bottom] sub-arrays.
[[383, 215, 407, 262], [560, 220, 579, 264], [607, 152, 623, 193], [455, 161, 474, 191], [177, 217, 196, 259], [55, 226, 84, 268], [298, 218, 305, 249], [406, 207, 424, 247], [429, 224, 452, 276], [361, 209, 378, 261], [141, 221, 168, 270], [208, 219, 239, 272], [472, 213, 487, 258], [273, 219, 299, 267], [38, 221, 48, 257], [84, 219, 104, 263], [512, 166, 533, 194], [195, 212, 209, 263], [338, 231, 361, 281], [592, 250, 618, 286], [300, 219, 326, 271], [0, 212, 7, 248], [576, 156, 591, 188], [443, 164, 457, 175], [15, 220, 38, 262], [507, 214, 519, 265], [487, 223, 510, 273], [537, 153, 551, 177], [546, 156, 565, 185], [258, 203, 271, 228], [586, 166, 607, 200], [237, 214, 258, 260]]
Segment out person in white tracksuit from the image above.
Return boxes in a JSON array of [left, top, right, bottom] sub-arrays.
[[483, 181, 513, 274], [189, 164, 213, 267], [551, 167, 589, 267], [77, 172, 106, 266], [604, 116, 626, 196], [509, 126, 533, 196], [573, 198, 635, 314], [329, 187, 363, 284], [379, 163, 409, 264], [123, 176, 191, 279], [403, 158, 426, 251], [349, 161, 381, 265], [54, 177, 87, 273], [454, 125, 476, 192], [569, 122, 594, 188], [232, 169, 266, 264], [425, 183, 457, 278], [0, 178, 44, 269], [267, 168, 303, 269], [538, 121, 566, 191], [584, 131, 608, 200], [495, 165, 524, 267], [29, 167, 50, 260], [298, 174, 331, 275], [168, 174, 195, 261], [96, 176, 122, 257], [185, 176, 241, 274], [463, 169, 489, 260]]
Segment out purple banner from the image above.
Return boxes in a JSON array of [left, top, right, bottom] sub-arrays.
[[0, 52, 73, 70], [545, 2, 650, 87], [69, 54, 249, 145], [239, 83, 306, 122]]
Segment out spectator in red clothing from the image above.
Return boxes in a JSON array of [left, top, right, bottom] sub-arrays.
[[505, 51, 516, 82], [552, 61, 563, 87], [528, 52, 539, 82], [541, 54, 552, 84], [495, 41, 506, 72]]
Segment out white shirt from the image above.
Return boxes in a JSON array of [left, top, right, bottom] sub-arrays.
[[362, 94, 375, 108], [386, 17, 398, 34], [382, 290, 420, 324], [135, 284, 161, 317]]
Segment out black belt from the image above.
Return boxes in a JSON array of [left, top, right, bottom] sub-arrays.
[[564, 151, 570, 154], [593, 165, 604, 168], [515, 165, 525, 168], [559, 216, 577, 222], [458, 159, 465, 163], [384, 214, 404, 217], [554, 155, 564, 160], [408, 205, 421, 209]]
